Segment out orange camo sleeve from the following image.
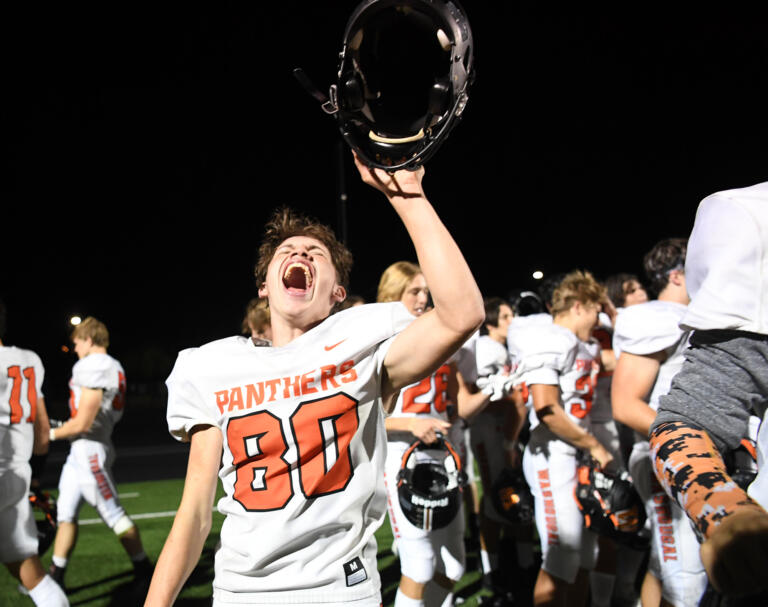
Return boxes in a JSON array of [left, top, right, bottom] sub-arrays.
[[650, 421, 767, 540]]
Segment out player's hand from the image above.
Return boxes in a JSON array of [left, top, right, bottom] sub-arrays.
[[699, 506, 768, 597], [476, 373, 516, 402], [589, 443, 614, 469], [408, 417, 451, 445], [353, 152, 425, 199]]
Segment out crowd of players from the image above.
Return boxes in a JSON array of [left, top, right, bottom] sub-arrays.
[[2, 168, 767, 607]]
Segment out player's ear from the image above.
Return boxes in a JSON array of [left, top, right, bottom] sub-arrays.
[[257, 282, 268, 298], [332, 284, 347, 304]]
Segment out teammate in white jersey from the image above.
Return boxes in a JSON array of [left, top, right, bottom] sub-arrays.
[[515, 271, 614, 607], [48, 317, 153, 594], [611, 238, 704, 607], [0, 299, 69, 606], [144, 157, 484, 607], [375, 262, 494, 607]]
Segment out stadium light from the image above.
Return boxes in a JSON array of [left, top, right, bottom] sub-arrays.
[[532, 271, 544, 280], [70, 315, 82, 326]]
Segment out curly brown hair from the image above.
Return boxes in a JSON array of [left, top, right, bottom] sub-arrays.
[[254, 207, 353, 289]]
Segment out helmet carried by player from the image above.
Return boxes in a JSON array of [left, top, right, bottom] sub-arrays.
[[396, 433, 467, 530], [490, 466, 534, 525], [295, 0, 474, 171], [29, 488, 57, 556], [575, 454, 648, 549]]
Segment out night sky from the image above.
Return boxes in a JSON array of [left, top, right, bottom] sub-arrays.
[[3, 3, 768, 404]]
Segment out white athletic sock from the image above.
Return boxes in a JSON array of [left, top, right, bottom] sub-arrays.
[[51, 555, 68, 569], [28, 574, 68, 607], [479, 550, 498, 575], [590, 571, 615, 607], [395, 588, 424, 607]]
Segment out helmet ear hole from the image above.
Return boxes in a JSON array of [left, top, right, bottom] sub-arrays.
[[342, 74, 366, 111]]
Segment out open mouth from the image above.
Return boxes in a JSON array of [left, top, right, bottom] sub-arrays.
[[282, 261, 313, 293]]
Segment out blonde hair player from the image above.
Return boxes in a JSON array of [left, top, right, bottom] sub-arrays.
[[144, 156, 484, 607], [514, 271, 614, 607], [48, 316, 153, 599]]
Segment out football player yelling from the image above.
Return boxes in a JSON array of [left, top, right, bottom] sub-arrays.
[[143, 156, 484, 607]]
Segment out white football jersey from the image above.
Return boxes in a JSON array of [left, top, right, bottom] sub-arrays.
[[475, 335, 511, 378], [612, 300, 689, 411], [68, 353, 126, 445], [166, 302, 414, 603], [387, 361, 455, 450], [507, 312, 553, 372], [0, 346, 45, 470], [513, 322, 601, 434]]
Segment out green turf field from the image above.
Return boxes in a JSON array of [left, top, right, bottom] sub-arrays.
[[0, 478, 525, 606]]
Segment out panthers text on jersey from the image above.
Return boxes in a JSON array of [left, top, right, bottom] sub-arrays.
[[166, 302, 414, 603]]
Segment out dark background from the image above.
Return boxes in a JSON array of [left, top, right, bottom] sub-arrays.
[[3, 3, 768, 414]]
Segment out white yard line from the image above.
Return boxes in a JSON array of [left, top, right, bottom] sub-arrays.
[[79, 510, 178, 525]]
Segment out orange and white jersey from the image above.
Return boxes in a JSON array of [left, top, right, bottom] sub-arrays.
[[0, 345, 44, 470], [166, 302, 414, 603], [612, 300, 689, 411], [68, 353, 126, 444], [513, 322, 601, 435]]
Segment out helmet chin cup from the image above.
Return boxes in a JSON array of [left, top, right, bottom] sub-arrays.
[[295, 0, 474, 172]]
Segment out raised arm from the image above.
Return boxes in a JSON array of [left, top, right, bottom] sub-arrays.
[[353, 156, 484, 395], [144, 425, 222, 606]]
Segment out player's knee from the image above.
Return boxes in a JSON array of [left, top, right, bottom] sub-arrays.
[[399, 553, 435, 585], [111, 514, 135, 536], [441, 559, 465, 583]]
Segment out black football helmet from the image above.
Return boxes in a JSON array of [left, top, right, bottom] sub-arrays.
[[295, 0, 474, 171], [490, 466, 534, 525], [396, 433, 467, 530], [575, 455, 648, 549]]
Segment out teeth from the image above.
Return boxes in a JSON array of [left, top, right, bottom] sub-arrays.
[[283, 262, 312, 289]]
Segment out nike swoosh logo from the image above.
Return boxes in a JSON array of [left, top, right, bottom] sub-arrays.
[[324, 339, 347, 351]]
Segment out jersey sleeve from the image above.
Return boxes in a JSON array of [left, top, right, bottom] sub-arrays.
[[72, 355, 118, 391], [613, 303, 684, 356], [166, 348, 218, 442], [514, 324, 577, 386], [369, 301, 418, 375]]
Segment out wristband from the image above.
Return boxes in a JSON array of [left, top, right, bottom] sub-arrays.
[[49, 428, 56, 442]]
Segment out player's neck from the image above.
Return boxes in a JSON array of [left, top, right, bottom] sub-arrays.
[[657, 284, 690, 306], [268, 314, 325, 347], [554, 313, 590, 342]]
